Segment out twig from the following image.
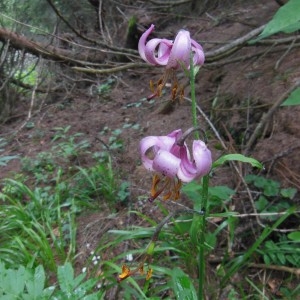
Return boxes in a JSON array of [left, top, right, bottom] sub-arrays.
[[149, 0, 190, 5], [205, 25, 265, 62], [208, 256, 300, 276], [275, 38, 296, 70], [72, 62, 148, 74], [184, 96, 227, 150], [244, 80, 300, 154], [249, 263, 300, 276], [206, 43, 300, 67], [263, 144, 300, 164], [14, 58, 43, 133]]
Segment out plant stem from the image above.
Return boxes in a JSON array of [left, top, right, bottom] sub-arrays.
[[198, 175, 209, 299], [189, 53, 209, 299], [189, 54, 199, 139]]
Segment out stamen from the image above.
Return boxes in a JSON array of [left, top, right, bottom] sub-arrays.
[[146, 268, 153, 280], [179, 86, 184, 102], [148, 175, 170, 202], [149, 80, 154, 93], [157, 83, 164, 97], [171, 82, 178, 101], [118, 264, 131, 282]]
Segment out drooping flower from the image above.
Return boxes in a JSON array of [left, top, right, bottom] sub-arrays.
[[138, 24, 205, 100], [140, 128, 212, 201], [138, 24, 205, 69]]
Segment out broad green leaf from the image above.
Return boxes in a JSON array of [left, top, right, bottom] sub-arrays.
[[25, 265, 46, 299], [209, 186, 235, 201], [171, 267, 197, 300], [263, 180, 280, 197], [277, 252, 286, 265], [280, 187, 297, 199], [8, 266, 27, 295], [213, 154, 263, 169], [253, 0, 300, 41], [288, 231, 300, 241], [281, 87, 300, 106], [57, 263, 75, 295], [255, 195, 269, 212]]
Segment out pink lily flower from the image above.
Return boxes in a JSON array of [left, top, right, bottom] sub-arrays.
[[140, 129, 212, 201], [138, 24, 205, 69], [138, 24, 205, 101]]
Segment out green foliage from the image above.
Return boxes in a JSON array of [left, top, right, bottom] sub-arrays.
[[212, 154, 263, 169], [0, 262, 103, 299], [255, 0, 300, 41], [281, 87, 300, 106], [106, 207, 203, 298], [21, 152, 56, 184], [245, 174, 297, 221], [91, 78, 115, 95], [288, 231, 300, 241], [55, 263, 103, 299], [170, 267, 197, 300], [245, 175, 300, 270], [14, 63, 39, 86], [182, 182, 235, 211], [15, 125, 127, 210], [221, 208, 294, 285], [74, 159, 128, 210], [0, 262, 55, 299], [0, 138, 19, 167], [52, 126, 91, 160], [0, 180, 77, 270], [99, 126, 124, 151], [257, 236, 300, 267]]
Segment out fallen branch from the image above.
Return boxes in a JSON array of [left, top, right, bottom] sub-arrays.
[[249, 263, 300, 276], [72, 62, 148, 74], [205, 25, 265, 62]]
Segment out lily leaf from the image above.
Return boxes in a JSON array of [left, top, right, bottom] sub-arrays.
[[213, 154, 263, 169], [252, 0, 300, 42], [281, 87, 300, 106], [171, 267, 197, 300]]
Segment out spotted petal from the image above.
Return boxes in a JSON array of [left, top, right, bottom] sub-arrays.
[[152, 149, 181, 178]]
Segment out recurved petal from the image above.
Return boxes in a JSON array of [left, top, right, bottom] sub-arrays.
[[192, 140, 212, 177], [144, 38, 172, 65], [166, 30, 191, 69], [191, 40, 205, 66], [177, 141, 212, 182], [138, 24, 155, 62], [152, 149, 181, 178]]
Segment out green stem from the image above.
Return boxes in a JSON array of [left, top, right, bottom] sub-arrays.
[[189, 53, 199, 139], [198, 175, 209, 300], [189, 53, 209, 299]]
